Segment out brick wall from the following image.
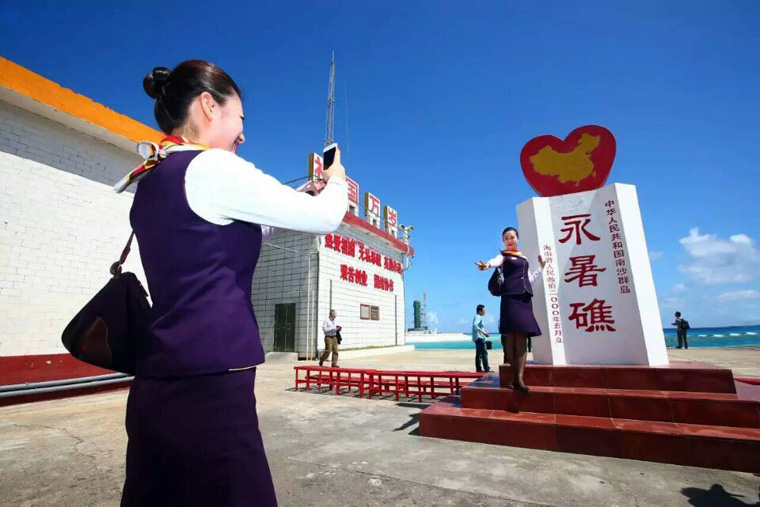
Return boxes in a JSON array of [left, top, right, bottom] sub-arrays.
[[0, 99, 144, 357], [251, 230, 319, 357], [0, 101, 137, 187]]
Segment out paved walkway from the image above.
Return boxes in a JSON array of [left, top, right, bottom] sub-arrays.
[[668, 346, 760, 378], [1, 348, 759, 506]]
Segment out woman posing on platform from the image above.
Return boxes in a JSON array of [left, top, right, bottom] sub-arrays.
[[118, 61, 347, 506], [477, 227, 544, 392]]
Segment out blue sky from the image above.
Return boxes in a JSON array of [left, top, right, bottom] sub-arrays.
[[2, 1, 759, 330]]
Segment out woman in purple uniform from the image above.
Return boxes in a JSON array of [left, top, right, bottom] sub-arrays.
[[119, 61, 347, 506], [477, 227, 544, 392]]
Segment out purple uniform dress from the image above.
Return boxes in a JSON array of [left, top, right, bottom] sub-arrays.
[[121, 150, 277, 506], [498, 254, 542, 337]]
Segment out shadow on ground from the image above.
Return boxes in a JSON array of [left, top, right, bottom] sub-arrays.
[[286, 387, 432, 435], [286, 386, 449, 404], [393, 401, 431, 436], [681, 484, 760, 506]]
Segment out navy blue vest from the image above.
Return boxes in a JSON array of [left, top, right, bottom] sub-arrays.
[[130, 150, 264, 377], [500, 254, 534, 296]]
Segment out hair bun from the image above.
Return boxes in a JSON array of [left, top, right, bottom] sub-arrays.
[[143, 67, 171, 99]]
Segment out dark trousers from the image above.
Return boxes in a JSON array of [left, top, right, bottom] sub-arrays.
[[475, 339, 490, 372], [677, 331, 688, 349]]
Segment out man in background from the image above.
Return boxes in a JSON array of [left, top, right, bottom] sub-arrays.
[[320, 309, 341, 367], [473, 305, 491, 373], [672, 311, 690, 349]]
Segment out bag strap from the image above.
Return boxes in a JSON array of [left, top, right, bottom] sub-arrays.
[[110, 231, 135, 278]]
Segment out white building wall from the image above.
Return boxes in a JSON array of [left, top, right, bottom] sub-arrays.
[[0, 98, 410, 361], [0, 100, 144, 357], [252, 222, 408, 359], [317, 224, 406, 353]]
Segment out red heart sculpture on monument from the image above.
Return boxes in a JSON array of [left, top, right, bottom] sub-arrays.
[[520, 125, 616, 197]]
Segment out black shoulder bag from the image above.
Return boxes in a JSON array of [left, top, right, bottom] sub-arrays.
[[61, 232, 150, 374], [488, 267, 504, 297]]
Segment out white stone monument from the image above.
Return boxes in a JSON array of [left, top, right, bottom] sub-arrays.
[[517, 183, 668, 366]]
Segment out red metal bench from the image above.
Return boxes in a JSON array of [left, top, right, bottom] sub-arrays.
[[294, 366, 486, 401], [370, 371, 486, 401], [294, 366, 377, 397]]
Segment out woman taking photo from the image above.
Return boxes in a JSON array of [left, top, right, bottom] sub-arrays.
[[118, 60, 347, 506], [476, 227, 544, 392]]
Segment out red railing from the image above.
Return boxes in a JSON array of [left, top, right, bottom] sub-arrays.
[[294, 366, 486, 401]]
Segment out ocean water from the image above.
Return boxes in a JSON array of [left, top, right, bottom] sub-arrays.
[[412, 325, 760, 350]]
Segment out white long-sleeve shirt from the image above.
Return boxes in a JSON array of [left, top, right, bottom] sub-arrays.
[[184, 149, 348, 242], [322, 318, 339, 337], [485, 253, 544, 284]]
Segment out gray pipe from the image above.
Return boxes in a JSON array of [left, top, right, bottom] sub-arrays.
[[0, 375, 132, 398], [0, 373, 129, 393]]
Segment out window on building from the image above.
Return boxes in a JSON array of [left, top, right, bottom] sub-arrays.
[[360, 305, 380, 320]]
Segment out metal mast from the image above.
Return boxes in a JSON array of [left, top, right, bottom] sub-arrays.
[[422, 291, 428, 332], [324, 52, 336, 147]]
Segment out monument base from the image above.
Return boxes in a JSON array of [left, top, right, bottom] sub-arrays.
[[419, 363, 760, 472]]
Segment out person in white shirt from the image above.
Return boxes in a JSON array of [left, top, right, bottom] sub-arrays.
[[320, 309, 341, 367], [119, 61, 348, 507]]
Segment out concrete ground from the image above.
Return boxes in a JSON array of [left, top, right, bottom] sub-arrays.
[[668, 346, 760, 378], [1, 348, 759, 507]]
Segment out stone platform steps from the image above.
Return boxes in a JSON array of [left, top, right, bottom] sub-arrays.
[[419, 363, 760, 472]]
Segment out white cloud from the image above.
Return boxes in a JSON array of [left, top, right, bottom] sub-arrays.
[[649, 250, 664, 260], [671, 283, 687, 294], [716, 290, 760, 303], [661, 296, 685, 309], [678, 228, 760, 285]]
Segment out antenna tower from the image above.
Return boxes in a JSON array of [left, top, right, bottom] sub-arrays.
[[324, 52, 336, 147], [422, 291, 428, 331]]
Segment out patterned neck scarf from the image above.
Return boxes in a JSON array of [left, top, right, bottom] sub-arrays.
[[502, 247, 524, 258], [114, 136, 210, 193]]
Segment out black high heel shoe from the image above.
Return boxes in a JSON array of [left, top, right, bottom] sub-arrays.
[[515, 382, 530, 393]]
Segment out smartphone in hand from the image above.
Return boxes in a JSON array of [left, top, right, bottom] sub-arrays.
[[323, 142, 338, 170]]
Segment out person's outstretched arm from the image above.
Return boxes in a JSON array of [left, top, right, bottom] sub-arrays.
[[186, 149, 347, 234], [476, 254, 504, 270]]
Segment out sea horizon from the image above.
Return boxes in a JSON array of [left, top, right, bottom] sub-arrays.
[[413, 324, 760, 349], [440, 323, 760, 336]]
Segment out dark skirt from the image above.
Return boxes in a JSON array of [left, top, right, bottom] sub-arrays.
[[499, 292, 542, 337], [121, 368, 277, 507]]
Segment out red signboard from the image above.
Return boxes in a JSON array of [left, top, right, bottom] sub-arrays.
[[383, 257, 403, 274], [326, 233, 402, 290], [309, 153, 324, 181], [364, 192, 381, 219], [384, 205, 398, 229], [374, 274, 394, 292], [340, 264, 368, 286], [347, 177, 359, 206]]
